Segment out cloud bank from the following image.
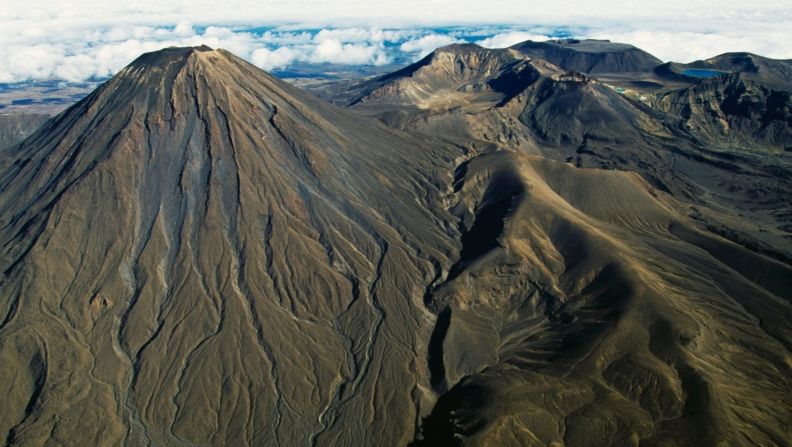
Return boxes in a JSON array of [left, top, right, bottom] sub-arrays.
[[0, 25, 403, 83], [400, 35, 462, 59], [0, 1, 790, 83]]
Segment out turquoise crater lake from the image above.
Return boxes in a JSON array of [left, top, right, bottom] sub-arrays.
[[682, 68, 727, 78]]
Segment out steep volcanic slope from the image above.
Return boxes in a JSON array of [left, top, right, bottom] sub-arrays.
[[414, 151, 792, 446], [657, 73, 792, 150], [0, 46, 463, 446], [510, 39, 662, 74], [1, 45, 791, 447], [335, 44, 666, 153], [324, 43, 792, 261], [351, 44, 537, 107], [321, 44, 545, 118], [336, 43, 670, 145], [311, 47, 792, 445]]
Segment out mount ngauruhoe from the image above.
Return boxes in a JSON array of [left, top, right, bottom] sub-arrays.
[[0, 43, 790, 447]]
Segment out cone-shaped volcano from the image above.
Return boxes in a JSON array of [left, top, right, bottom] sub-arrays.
[[1, 46, 791, 447], [0, 46, 461, 446]]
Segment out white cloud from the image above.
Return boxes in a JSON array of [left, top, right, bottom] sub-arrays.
[[400, 34, 461, 58], [0, 25, 398, 82], [0, 44, 64, 82], [250, 33, 392, 70], [0, 1, 790, 82], [310, 39, 389, 65], [3, 1, 788, 32], [251, 46, 302, 70], [314, 27, 409, 43], [173, 21, 194, 37], [2, 0, 785, 28], [584, 27, 792, 62], [476, 32, 551, 49]]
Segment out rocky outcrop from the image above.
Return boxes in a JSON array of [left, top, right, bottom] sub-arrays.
[[659, 73, 792, 150]]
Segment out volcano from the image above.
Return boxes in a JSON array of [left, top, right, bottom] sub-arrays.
[[1, 46, 791, 446], [0, 46, 463, 446]]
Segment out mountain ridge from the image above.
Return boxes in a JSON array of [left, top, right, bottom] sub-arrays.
[[312, 42, 792, 260], [510, 39, 663, 73]]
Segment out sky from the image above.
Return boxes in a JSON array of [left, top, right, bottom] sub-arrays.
[[1, 0, 791, 83]]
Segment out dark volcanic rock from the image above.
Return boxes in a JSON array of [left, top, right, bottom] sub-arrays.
[[510, 39, 663, 74], [1, 45, 791, 447], [317, 42, 792, 261], [658, 73, 792, 149]]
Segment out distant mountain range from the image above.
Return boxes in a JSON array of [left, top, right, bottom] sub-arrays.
[[0, 40, 790, 446]]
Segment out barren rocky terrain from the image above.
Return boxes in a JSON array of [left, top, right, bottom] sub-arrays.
[[0, 115, 50, 150], [0, 42, 790, 446]]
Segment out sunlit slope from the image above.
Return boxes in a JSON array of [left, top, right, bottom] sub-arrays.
[[0, 45, 789, 447], [417, 151, 792, 446], [324, 42, 792, 264], [0, 46, 461, 446]]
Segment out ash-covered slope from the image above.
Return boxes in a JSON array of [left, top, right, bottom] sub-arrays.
[[1, 45, 791, 447], [0, 46, 462, 446], [658, 73, 792, 150], [336, 43, 665, 151], [510, 39, 663, 74], [322, 43, 543, 112], [414, 151, 792, 446], [321, 43, 792, 260], [353, 44, 538, 106], [0, 114, 50, 150]]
